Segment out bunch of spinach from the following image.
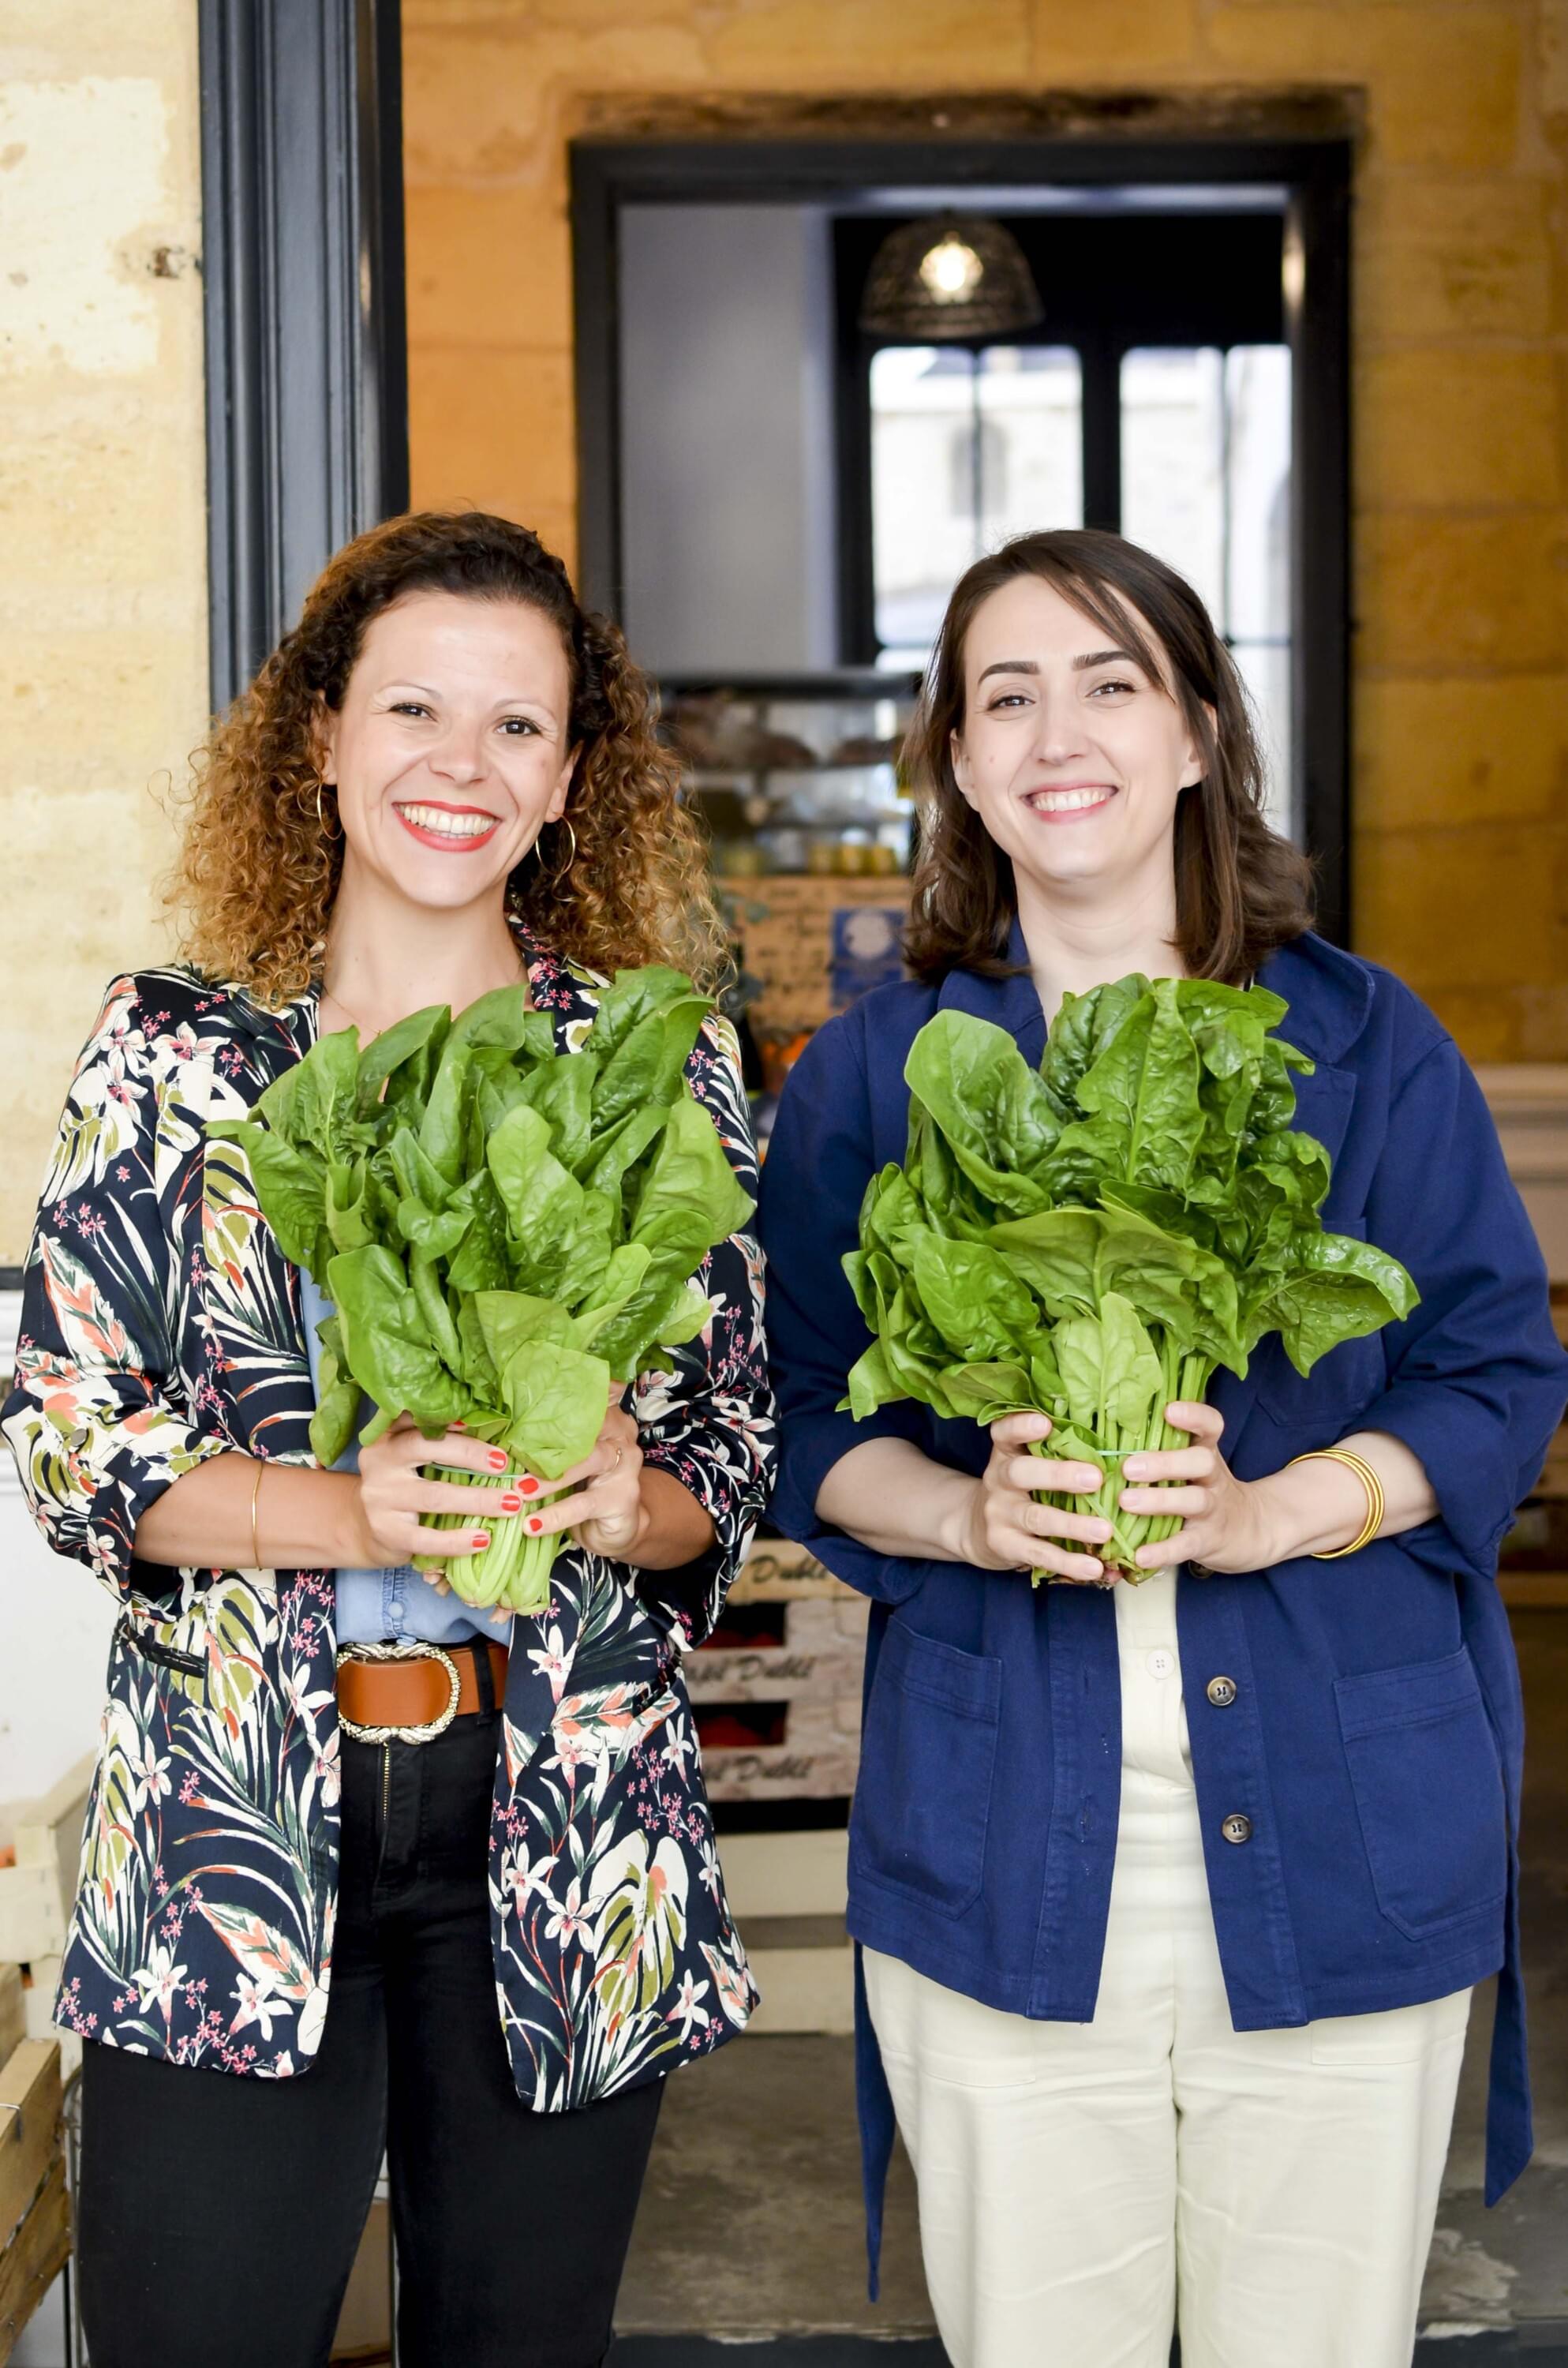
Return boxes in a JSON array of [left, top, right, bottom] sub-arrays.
[[843, 976, 1417, 1579], [210, 969, 752, 1611]]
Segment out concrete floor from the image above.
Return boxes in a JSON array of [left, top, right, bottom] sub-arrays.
[[617, 1611, 1568, 2358], [1418, 1609, 1568, 2344]]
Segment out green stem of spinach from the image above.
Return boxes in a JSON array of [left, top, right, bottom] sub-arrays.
[[412, 1453, 566, 1614], [1027, 1335, 1216, 1587]]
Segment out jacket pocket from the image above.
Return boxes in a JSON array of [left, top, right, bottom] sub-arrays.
[[1334, 1647, 1506, 1942], [849, 1623, 1001, 1919], [116, 1613, 204, 1681]]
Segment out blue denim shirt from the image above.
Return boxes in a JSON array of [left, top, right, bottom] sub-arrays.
[[758, 927, 1568, 2290], [298, 1271, 511, 1647]]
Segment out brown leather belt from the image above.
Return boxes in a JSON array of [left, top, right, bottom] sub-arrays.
[[335, 1640, 509, 1744]]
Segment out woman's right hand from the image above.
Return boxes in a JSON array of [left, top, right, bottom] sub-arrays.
[[958, 1411, 1113, 1585], [350, 1415, 525, 1568]]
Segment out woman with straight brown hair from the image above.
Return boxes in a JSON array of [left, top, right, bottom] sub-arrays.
[[758, 529, 1566, 2367]]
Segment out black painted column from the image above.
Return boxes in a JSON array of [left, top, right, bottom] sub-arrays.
[[199, 0, 409, 714]]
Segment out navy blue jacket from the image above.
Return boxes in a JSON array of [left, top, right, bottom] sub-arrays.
[[758, 929, 1568, 2287]]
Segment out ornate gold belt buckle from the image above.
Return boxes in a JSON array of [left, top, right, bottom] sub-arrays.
[[335, 1639, 462, 1746]]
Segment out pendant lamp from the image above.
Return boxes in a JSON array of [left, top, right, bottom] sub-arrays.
[[859, 212, 1044, 342]]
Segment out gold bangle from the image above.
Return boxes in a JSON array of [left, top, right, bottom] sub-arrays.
[[1288, 1448, 1385, 1559], [250, 1460, 265, 1571]]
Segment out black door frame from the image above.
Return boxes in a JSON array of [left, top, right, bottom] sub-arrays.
[[198, 0, 410, 717], [571, 136, 1353, 946]]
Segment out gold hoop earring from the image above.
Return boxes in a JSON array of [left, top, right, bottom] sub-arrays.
[[552, 817, 578, 879], [314, 777, 340, 837]]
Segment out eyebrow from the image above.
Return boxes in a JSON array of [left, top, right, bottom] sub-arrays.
[[380, 680, 555, 710], [976, 649, 1140, 684]]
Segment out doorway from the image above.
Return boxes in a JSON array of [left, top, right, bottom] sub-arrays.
[[572, 134, 1351, 938]]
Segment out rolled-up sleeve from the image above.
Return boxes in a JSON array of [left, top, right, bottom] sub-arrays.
[[2, 980, 230, 1598], [631, 1017, 777, 1647], [758, 1015, 933, 1606], [1358, 1036, 1568, 1583]]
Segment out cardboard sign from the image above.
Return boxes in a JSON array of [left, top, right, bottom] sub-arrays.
[[722, 874, 912, 1037]]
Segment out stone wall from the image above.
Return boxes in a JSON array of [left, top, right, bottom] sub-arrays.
[[0, 1, 206, 1261], [2, 1, 1562, 1254], [403, 0, 1568, 1067]]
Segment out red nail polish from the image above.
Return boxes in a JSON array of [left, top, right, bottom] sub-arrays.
[[487, 1448, 507, 1472], [499, 1492, 523, 1514], [472, 1531, 492, 1551], [527, 1517, 543, 1534], [521, 1475, 541, 1497]]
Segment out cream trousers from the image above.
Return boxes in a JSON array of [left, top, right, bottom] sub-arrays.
[[864, 1570, 1471, 2368]]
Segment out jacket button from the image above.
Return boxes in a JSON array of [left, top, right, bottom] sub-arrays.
[[1189, 1561, 1214, 1579], [1222, 1812, 1253, 1845], [1207, 1675, 1237, 1707]]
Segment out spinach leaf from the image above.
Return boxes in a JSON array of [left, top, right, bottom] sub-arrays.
[[904, 1013, 1057, 1214]]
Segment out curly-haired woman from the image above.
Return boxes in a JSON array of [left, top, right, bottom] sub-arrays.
[[4, 511, 776, 2368]]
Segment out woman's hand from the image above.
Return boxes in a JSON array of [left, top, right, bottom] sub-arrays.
[[959, 1410, 1114, 1585], [1117, 1402, 1276, 1576], [352, 1416, 515, 1568], [520, 1396, 648, 1561]]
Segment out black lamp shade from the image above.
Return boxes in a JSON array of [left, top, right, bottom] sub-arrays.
[[859, 212, 1044, 342]]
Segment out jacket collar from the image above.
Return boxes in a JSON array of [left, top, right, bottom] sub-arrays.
[[1253, 931, 1375, 1066], [938, 920, 1373, 1073], [936, 920, 1046, 1066]]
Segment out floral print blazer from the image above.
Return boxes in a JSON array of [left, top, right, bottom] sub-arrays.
[[2, 935, 777, 2101]]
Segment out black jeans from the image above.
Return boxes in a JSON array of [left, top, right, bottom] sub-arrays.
[[78, 1685, 664, 2368]]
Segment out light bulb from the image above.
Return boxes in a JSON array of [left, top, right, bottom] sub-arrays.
[[919, 234, 984, 302]]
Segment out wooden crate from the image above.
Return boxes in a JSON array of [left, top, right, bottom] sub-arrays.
[[0, 1976, 21, 2074], [0, 2159, 69, 2366], [728, 1536, 857, 1607], [687, 1596, 869, 1703], [0, 1755, 96, 2085], [697, 1692, 863, 1802], [705, 1541, 869, 1798], [0, 2039, 67, 2367]]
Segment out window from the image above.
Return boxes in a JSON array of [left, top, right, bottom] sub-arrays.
[[1121, 345, 1293, 832], [949, 417, 1008, 519], [848, 208, 1300, 834], [870, 343, 1083, 668]]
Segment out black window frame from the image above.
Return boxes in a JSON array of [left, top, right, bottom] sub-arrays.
[[198, 0, 410, 715], [571, 134, 1352, 945]]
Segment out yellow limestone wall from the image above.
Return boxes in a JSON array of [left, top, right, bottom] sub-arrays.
[[403, 0, 1568, 1068], [4, 2, 1564, 1257], [0, 2, 207, 1261]]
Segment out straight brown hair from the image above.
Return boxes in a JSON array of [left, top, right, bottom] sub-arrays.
[[902, 529, 1315, 986]]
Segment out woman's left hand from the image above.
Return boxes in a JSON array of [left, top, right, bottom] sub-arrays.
[[1116, 1401, 1276, 1576], [522, 1395, 647, 1561]]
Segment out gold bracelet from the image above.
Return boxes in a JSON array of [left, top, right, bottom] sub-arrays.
[[1287, 1448, 1385, 1559], [250, 1460, 265, 1571]]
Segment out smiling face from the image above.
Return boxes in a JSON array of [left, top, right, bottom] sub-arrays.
[[316, 588, 575, 917], [950, 572, 1204, 912]]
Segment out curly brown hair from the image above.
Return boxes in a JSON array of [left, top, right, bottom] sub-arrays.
[[171, 510, 724, 1003], [904, 529, 1315, 987]]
